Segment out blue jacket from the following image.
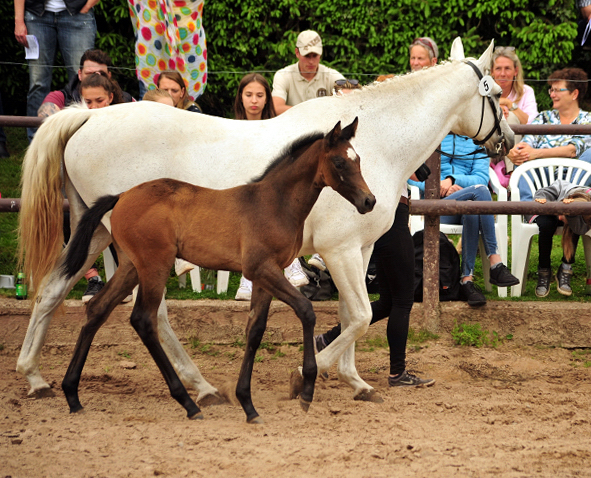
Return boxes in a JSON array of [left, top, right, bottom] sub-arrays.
[[408, 134, 489, 193]]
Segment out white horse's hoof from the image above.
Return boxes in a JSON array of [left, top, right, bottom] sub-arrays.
[[189, 412, 204, 420], [197, 392, 227, 407], [353, 389, 383, 403], [299, 397, 311, 412], [29, 387, 55, 399]]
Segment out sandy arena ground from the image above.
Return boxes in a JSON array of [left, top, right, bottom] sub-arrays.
[[1, 298, 591, 477]]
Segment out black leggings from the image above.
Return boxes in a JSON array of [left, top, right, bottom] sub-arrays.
[[535, 215, 579, 269], [322, 202, 414, 376]]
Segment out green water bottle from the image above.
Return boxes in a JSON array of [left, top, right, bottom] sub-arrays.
[[16, 272, 27, 300]]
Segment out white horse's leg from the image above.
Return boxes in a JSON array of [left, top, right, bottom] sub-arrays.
[[155, 297, 224, 405], [17, 250, 104, 395], [315, 248, 377, 398]]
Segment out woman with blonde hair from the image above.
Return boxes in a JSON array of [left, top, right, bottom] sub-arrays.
[[492, 47, 538, 125], [156, 70, 201, 112]]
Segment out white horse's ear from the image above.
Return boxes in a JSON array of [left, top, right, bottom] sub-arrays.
[[477, 40, 495, 74], [449, 37, 465, 61]]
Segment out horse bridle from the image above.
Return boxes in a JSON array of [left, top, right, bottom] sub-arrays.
[[464, 60, 506, 155]]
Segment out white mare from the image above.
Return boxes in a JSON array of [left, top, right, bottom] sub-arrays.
[[18, 38, 513, 403]]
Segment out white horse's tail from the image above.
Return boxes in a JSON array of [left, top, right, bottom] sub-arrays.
[[18, 107, 93, 299]]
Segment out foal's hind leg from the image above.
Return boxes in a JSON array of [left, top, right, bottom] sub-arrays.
[[235, 287, 273, 424], [17, 229, 111, 396], [131, 275, 202, 420], [62, 259, 138, 413]]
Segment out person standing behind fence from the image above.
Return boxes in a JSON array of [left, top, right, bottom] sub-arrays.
[[271, 30, 344, 115], [128, 0, 207, 101], [14, 0, 99, 141], [233, 73, 309, 301], [507, 68, 591, 201]]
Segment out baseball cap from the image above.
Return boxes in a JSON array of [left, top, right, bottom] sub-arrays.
[[296, 30, 323, 56]]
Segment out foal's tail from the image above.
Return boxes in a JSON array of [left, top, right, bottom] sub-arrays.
[[18, 107, 94, 296], [61, 194, 121, 280]]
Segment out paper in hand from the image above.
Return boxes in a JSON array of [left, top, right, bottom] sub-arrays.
[[25, 35, 39, 60]]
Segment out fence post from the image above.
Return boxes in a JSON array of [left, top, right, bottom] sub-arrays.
[[422, 149, 441, 332]]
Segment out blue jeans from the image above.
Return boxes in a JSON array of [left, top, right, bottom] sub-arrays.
[[441, 184, 499, 278], [24, 9, 96, 140]]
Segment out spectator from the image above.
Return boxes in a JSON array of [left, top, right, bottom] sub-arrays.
[[490, 47, 538, 187], [79, 72, 124, 109], [314, 75, 434, 388], [38, 49, 133, 118], [156, 71, 201, 113], [409, 37, 438, 71], [128, 0, 207, 100], [271, 30, 344, 115], [507, 67, 591, 202], [407, 37, 519, 306], [14, 0, 99, 140], [232, 73, 309, 301], [529, 179, 591, 297]]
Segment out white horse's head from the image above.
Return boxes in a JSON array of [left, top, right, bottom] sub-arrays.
[[449, 37, 514, 157]]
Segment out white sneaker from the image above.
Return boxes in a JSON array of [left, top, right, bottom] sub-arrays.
[[308, 253, 326, 271], [284, 258, 309, 287], [175, 258, 195, 276], [235, 276, 252, 301]]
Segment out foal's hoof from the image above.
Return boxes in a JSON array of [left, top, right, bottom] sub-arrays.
[[354, 389, 384, 403], [189, 412, 204, 420], [299, 397, 312, 413], [30, 387, 55, 399], [289, 370, 304, 399], [198, 392, 228, 408], [247, 416, 265, 425]]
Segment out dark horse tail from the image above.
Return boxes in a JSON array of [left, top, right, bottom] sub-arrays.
[[61, 194, 120, 280]]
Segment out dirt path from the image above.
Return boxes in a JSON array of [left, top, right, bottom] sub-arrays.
[[1, 299, 591, 477]]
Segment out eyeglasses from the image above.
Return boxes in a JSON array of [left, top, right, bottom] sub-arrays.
[[548, 87, 570, 95], [335, 79, 360, 88]]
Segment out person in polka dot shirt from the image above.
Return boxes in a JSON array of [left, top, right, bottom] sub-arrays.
[[129, 0, 207, 100]]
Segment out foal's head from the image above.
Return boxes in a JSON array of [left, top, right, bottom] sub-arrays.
[[319, 117, 376, 214]]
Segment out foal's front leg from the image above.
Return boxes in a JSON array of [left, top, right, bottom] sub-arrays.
[[235, 286, 273, 424]]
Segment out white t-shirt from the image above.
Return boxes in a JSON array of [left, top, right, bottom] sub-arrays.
[[45, 0, 67, 13], [272, 63, 344, 106]]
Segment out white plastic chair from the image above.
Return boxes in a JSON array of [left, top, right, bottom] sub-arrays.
[[509, 158, 591, 297], [409, 167, 509, 297], [103, 249, 229, 294]]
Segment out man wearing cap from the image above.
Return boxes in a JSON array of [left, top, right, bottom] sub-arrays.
[[272, 30, 344, 115]]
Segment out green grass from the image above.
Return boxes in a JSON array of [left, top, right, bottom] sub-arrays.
[[1, 126, 590, 303], [451, 322, 504, 348]]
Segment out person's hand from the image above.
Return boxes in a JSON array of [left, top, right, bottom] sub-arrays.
[[507, 142, 536, 166], [535, 198, 547, 204], [498, 97, 511, 119], [15, 20, 28, 47], [440, 177, 453, 197], [80, 0, 100, 14], [447, 184, 463, 196]]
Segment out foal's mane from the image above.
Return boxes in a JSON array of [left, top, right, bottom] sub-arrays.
[[250, 131, 324, 183]]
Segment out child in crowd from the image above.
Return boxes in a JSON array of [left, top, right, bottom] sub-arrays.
[[530, 179, 591, 296]]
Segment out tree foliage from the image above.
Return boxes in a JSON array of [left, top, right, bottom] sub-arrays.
[[0, 0, 585, 117]]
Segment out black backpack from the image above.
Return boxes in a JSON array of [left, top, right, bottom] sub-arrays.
[[298, 258, 337, 301], [413, 230, 461, 302]]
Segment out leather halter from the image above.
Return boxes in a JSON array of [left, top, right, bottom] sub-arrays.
[[464, 60, 506, 155]]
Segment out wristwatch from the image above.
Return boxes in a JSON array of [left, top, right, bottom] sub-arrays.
[[509, 102, 518, 111]]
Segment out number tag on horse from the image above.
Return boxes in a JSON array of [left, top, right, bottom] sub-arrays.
[[478, 75, 494, 97]]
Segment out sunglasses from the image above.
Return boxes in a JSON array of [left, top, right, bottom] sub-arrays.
[[335, 79, 360, 88], [494, 46, 516, 53], [412, 37, 436, 57], [548, 87, 570, 95]]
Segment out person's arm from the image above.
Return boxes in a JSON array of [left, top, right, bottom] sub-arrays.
[[450, 157, 489, 189], [37, 91, 66, 117], [518, 86, 539, 124], [79, 0, 100, 14], [14, 0, 28, 47], [508, 142, 577, 165], [272, 96, 291, 115]]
